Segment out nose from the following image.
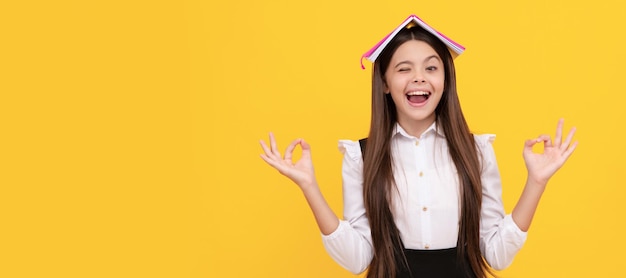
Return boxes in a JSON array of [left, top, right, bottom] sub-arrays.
[[413, 76, 426, 83], [413, 71, 426, 83]]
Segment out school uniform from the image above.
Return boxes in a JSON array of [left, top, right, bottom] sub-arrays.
[[322, 122, 527, 277]]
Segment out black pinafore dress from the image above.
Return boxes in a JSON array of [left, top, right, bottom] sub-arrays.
[[395, 247, 475, 278]]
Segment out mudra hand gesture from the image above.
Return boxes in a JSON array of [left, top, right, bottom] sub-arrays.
[[523, 119, 578, 186], [259, 132, 317, 190]]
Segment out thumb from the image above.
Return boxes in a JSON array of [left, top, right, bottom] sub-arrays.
[[524, 138, 537, 150], [299, 139, 313, 160], [300, 139, 311, 151]]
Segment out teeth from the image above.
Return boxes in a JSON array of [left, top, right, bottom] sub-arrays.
[[407, 91, 430, 96]]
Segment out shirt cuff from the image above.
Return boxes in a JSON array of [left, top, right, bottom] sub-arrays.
[[321, 220, 348, 241], [504, 214, 528, 239]]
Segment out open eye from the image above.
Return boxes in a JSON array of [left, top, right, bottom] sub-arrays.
[[426, 66, 438, 71]]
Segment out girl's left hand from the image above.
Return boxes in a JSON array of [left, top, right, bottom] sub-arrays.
[[523, 119, 578, 186]]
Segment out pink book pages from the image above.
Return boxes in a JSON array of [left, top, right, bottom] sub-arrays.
[[360, 14, 465, 69]]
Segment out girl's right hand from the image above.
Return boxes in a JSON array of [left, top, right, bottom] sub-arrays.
[[260, 132, 317, 190]]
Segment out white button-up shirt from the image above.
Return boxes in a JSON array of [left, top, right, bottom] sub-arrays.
[[322, 122, 527, 274]]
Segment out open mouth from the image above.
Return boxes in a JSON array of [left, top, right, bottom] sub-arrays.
[[406, 90, 431, 104]]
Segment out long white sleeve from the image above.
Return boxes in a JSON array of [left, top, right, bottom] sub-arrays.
[[321, 140, 373, 274], [476, 134, 528, 270]]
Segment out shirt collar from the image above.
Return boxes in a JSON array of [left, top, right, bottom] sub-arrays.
[[393, 121, 445, 139]]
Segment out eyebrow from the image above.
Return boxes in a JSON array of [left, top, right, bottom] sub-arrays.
[[394, 55, 441, 68]]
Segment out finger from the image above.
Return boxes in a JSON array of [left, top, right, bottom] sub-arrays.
[[300, 139, 311, 151], [269, 132, 282, 157], [300, 139, 312, 159], [260, 139, 272, 156], [523, 138, 539, 154], [561, 127, 577, 151], [284, 139, 301, 162], [562, 140, 579, 159], [554, 118, 564, 147], [260, 139, 281, 161], [260, 153, 279, 168], [537, 134, 552, 148]]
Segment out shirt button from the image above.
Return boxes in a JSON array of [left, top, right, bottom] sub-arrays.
[[415, 140, 420, 146], [419, 171, 423, 177], [424, 244, 430, 249], [422, 206, 428, 212]]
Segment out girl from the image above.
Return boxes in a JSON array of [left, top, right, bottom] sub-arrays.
[[260, 15, 577, 278]]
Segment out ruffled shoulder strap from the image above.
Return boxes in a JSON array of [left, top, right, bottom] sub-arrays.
[[474, 133, 496, 148], [338, 139, 364, 163]]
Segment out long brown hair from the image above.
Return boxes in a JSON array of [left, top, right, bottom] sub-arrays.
[[362, 27, 493, 278]]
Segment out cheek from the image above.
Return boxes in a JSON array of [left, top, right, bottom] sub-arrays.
[[434, 75, 445, 92], [438, 81, 446, 93], [388, 80, 402, 93], [389, 75, 412, 90]]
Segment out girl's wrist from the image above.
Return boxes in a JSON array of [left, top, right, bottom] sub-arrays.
[[526, 176, 548, 190], [299, 180, 319, 193]]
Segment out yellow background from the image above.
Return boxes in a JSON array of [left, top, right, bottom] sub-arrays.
[[1, 0, 625, 277]]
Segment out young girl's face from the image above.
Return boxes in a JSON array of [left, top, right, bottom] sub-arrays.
[[384, 40, 445, 136]]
